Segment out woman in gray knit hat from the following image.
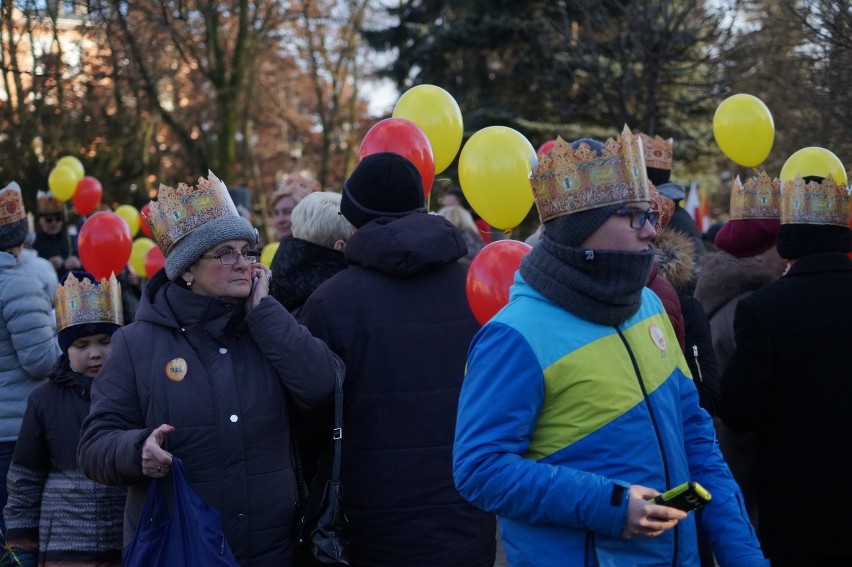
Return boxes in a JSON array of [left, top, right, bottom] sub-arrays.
[[77, 172, 344, 566]]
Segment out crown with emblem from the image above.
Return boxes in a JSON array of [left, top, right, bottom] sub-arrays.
[[730, 171, 781, 220], [36, 190, 63, 215], [144, 170, 239, 255], [531, 125, 649, 223], [55, 272, 124, 333], [0, 182, 26, 227], [638, 133, 673, 171], [780, 175, 852, 227]]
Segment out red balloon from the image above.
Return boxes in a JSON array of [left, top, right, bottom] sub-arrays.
[[465, 240, 532, 325], [72, 176, 103, 216], [140, 203, 154, 239], [78, 211, 133, 280], [537, 139, 557, 157], [144, 246, 166, 278], [359, 117, 436, 198]]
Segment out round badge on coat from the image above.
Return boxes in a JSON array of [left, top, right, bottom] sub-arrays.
[[649, 324, 667, 352], [165, 358, 188, 381]]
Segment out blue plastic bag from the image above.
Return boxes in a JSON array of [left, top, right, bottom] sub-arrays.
[[123, 457, 240, 567]]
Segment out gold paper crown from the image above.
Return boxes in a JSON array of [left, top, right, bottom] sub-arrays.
[[730, 171, 781, 220], [145, 171, 239, 254], [0, 182, 26, 227], [649, 181, 675, 230], [531, 125, 649, 223], [36, 190, 63, 215], [780, 174, 852, 227], [638, 133, 673, 171], [55, 273, 123, 333]]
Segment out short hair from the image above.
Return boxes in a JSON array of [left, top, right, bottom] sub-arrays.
[[291, 191, 353, 249]]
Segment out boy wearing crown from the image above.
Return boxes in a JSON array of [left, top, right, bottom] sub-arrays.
[[3, 272, 126, 567], [453, 127, 767, 566], [721, 169, 852, 565]]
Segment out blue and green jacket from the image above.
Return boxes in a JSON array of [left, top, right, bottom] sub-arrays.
[[453, 275, 767, 566]]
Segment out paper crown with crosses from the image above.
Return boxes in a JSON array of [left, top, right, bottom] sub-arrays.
[[55, 272, 124, 333], [780, 175, 852, 227], [144, 171, 240, 255], [0, 182, 26, 227], [530, 125, 649, 223], [36, 190, 63, 215], [729, 171, 781, 220], [638, 133, 673, 171]]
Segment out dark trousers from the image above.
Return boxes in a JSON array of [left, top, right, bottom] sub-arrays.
[[0, 441, 14, 546]]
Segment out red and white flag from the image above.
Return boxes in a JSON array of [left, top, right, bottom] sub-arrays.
[[686, 181, 710, 233]]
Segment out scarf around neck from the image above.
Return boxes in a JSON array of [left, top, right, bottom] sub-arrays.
[[520, 234, 655, 326]]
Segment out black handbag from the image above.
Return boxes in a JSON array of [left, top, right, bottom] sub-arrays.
[[293, 370, 349, 566]]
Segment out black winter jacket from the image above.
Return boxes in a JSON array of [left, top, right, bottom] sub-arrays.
[[78, 271, 343, 566], [270, 237, 348, 318], [5, 357, 126, 566], [721, 253, 852, 560], [300, 213, 496, 567]]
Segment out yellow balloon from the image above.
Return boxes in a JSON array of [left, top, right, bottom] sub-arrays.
[[48, 166, 78, 202], [129, 237, 156, 277], [780, 147, 847, 185], [115, 204, 141, 237], [713, 94, 774, 167], [260, 242, 279, 268], [56, 156, 85, 181], [392, 85, 463, 175], [458, 126, 535, 230]]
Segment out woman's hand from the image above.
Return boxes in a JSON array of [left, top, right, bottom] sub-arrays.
[[142, 424, 175, 478], [620, 484, 687, 539], [245, 263, 272, 311]]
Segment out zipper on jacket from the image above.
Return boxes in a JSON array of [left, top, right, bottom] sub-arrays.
[[691, 345, 703, 383], [615, 326, 678, 566]]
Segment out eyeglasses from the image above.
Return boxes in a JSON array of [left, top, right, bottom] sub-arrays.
[[41, 215, 62, 223], [200, 249, 260, 265], [613, 207, 658, 230]]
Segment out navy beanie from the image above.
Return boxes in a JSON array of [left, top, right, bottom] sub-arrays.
[[0, 218, 28, 250], [57, 271, 121, 354], [340, 152, 427, 229]]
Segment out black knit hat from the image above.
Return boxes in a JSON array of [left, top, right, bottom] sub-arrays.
[[340, 152, 427, 228], [776, 224, 852, 259]]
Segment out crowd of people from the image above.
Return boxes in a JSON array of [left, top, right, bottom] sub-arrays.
[[0, 121, 850, 567]]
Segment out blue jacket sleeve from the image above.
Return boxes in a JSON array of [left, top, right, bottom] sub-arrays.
[[453, 322, 629, 540]]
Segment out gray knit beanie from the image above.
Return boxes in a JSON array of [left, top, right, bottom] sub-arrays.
[[165, 215, 257, 280]]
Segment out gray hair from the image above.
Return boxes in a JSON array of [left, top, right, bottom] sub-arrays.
[[291, 191, 353, 249]]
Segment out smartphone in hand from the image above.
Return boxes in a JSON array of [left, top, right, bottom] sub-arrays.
[[649, 481, 711, 512]]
